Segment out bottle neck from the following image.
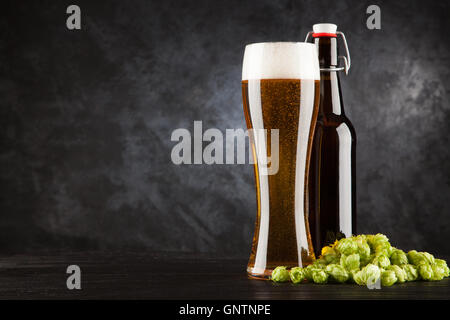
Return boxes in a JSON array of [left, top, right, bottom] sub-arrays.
[[314, 36, 338, 68], [314, 36, 345, 116]]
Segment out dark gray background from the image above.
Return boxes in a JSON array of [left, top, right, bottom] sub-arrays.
[[1, 0, 449, 257]]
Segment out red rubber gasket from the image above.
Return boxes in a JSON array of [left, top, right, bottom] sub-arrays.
[[312, 32, 337, 38]]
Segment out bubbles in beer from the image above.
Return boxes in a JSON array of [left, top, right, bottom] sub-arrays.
[[242, 42, 320, 278]]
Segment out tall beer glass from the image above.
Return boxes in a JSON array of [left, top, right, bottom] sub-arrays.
[[242, 42, 320, 279]]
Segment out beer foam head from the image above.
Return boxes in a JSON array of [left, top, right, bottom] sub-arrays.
[[242, 42, 320, 81]]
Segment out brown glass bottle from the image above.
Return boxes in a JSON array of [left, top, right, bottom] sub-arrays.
[[309, 34, 357, 257]]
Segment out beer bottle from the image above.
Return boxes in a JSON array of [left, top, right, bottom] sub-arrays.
[[306, 24, 356, 256]]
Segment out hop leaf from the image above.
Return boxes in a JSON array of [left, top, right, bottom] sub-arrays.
[[290, 267, 305, 284], [325, 264, 349, 283], [390, 249, 408, 266], [271, 266, 290, 282], [381, 270, 397, 286]]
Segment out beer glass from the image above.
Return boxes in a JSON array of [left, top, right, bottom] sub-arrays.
[[242, 42, 320, 279]]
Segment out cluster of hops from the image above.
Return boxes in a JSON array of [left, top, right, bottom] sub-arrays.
[[271, 234, 450, 287]]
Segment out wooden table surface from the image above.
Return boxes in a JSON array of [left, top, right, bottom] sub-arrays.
[[0, 251, 449, 300]]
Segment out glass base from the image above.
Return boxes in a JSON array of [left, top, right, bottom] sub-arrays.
[[247, 259, 315, 280], [246, 266, 273, 280]]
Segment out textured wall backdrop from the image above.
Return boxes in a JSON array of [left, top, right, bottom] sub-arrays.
[[1, 0, 449, 256]]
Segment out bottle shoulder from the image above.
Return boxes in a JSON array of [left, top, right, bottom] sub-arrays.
[[316, 115, 356, 141], [317, 113, 353, 127]]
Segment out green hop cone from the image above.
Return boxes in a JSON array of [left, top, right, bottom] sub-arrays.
[[435, 258, 448, 268], [304, 265, 321, 282], [366, 233, 389, 249], [271, 266, 290, 283], [407, 250, 422, 266], [375, 243, 393, 257], [325, 264, 349, 283], [373, 254, 391, 269], [430, 263, 446, 281], [367, 234, 393, 257], [360, 264, 382, 286], [387, 265, 407, 283], [308, 234, 449, 285], [290, 267, 305, 284], [402, 264, 419, 281], [435, 259, 450, 277], [407, 250, 435, 266], [312, 269, 329, 284], [340, 253, 360, 272], [390, 249, 408, 266], [422, 252, 435, 264], [366, 253, 375, 265], [312, 258, 327, 269], [355, 238, 371, 266], [351, 270, 364, 285], [418, 263, 433, 280], [381, 270, 397, 286], [336, 238, 358, 255]]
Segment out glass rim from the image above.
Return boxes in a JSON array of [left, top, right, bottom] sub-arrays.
[[242, 41, 320, 81], [244, 41, 316, 49]]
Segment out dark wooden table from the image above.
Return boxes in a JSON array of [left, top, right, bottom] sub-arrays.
[[0, 251, 449, 299]]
